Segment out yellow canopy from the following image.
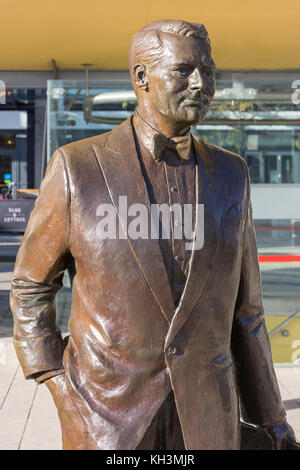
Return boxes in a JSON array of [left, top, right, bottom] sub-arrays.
[[1, 0, 300, 70]]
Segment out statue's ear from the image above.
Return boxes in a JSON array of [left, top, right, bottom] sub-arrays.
[[133, 64, 148, 91]]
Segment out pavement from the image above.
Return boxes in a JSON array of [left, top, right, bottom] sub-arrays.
[[0, 338, 62, 450], [1, 239, 300, 450]]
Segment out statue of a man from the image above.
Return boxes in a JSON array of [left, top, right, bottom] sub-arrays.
[[10, 19, 296, 450]]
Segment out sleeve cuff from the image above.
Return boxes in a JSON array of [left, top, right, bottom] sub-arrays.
[[14, 331, 64, 379], [34, 368, 65, 383]]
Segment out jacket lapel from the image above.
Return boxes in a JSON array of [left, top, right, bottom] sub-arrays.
[[92, 117, 174, 324], [165, 136, 224, 348], [93, 120, 224, 342]]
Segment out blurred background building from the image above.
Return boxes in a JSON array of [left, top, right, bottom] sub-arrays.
[[1, 0, 300, 362]]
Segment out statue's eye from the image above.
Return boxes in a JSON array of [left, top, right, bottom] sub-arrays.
[[175, 68, 190, 77], [172, 65, 192, 77], [205, 69, 215, 78]]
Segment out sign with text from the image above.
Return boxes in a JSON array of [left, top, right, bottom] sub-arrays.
[[0, 200, 35, 232]]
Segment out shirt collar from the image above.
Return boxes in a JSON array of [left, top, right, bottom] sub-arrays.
[[132, 109, 192, 161]]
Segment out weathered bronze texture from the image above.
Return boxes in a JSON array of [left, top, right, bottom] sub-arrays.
[[10, 20, 296, 450]]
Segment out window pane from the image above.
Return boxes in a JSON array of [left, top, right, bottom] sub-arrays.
[[0, 154, 12, 184], [0, 135, 16, 150]]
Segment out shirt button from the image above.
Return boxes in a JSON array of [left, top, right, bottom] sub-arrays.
[[166, 346, 178, 355]]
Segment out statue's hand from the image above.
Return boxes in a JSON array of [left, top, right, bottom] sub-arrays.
[[263, 421, 297, 449]]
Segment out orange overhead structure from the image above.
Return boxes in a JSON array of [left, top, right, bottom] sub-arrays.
[[0, 0, 300, 70]]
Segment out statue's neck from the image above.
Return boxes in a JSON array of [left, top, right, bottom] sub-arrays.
[[136, 104, 190, 138]]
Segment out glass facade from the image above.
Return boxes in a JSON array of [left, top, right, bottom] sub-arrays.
[[47, 80, 133, 160], [0, 135, 16, 199], [47, 79, 300, 364], [193, 125, 299, 184], [0, 88, 47, 195]]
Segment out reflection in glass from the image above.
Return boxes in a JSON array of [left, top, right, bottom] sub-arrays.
[[0, 134, 16, 150]]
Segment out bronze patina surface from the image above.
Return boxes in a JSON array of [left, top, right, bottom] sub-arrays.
[[10, 20, 296, 450]]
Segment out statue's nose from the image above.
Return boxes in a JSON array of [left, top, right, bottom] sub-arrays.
[[189, 68, 204, 90]]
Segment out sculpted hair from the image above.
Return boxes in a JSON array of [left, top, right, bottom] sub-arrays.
[[129, 19, 211, 86]]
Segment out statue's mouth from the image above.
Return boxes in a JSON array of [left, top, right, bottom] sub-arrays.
[[184, 97, 209, 106]]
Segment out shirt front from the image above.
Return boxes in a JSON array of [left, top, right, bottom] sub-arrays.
[[132, 110, 197, 307]]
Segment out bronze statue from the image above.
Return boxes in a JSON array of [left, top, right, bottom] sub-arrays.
[[10, 20, 296, 450]]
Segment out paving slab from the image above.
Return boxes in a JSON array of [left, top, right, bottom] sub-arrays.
[[275, 367, 300, 395], [20, 382, 62, 450], [0, 340, 19, 408], [0, 364, 37, 450]]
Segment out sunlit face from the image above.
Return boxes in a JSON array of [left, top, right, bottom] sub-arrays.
[[145, 33, 216, 125]]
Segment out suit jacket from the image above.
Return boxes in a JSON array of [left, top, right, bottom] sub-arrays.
[[10, 117, 286, 450]]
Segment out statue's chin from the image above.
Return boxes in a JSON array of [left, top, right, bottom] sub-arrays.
[[186, 106, 208, 123]]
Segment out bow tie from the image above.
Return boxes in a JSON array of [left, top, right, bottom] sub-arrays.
[[152, 132, 192, 162]]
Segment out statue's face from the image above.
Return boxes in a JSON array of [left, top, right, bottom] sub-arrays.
[[145, 34, 216, 125]]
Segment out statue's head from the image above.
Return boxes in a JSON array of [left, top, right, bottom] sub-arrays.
[[129, 19, 216, 127]]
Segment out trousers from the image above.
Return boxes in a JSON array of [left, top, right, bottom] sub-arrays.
[[136, 391, 185, 450]]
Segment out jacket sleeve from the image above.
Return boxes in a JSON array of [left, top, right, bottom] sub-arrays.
[[231, 165, 286, 427], [10, 149, 71, 381]]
